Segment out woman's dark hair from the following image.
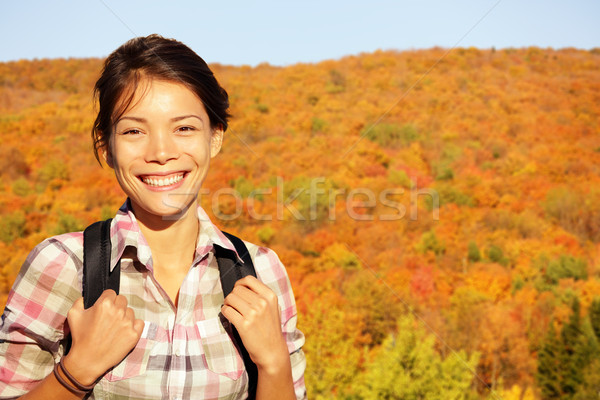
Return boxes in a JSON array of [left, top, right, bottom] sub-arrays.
[[91, 34, 230, 163]]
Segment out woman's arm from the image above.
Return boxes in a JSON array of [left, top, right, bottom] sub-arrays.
[[221, 276, 296, 400], [0, 236, 144, 399], [255, 356, 295, 400], [18, 290, 143, 399], [20, 365, 90, 400]]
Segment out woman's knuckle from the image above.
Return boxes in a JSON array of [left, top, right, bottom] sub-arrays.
[[248, 308, 258, 320], [126, 330, 138, 343], [116, 295, 128, 306], [267, 292, 277, 302], [242, 319, 252, 331], [100, 298, 112, 311], [257, 298, 268, 310]]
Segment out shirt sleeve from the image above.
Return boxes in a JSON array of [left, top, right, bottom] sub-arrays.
[[253, 246, 307, 400], [0, 234, 83, 398]]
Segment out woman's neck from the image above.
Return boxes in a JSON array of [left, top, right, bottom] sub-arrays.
[[133, 202, 199, 272]]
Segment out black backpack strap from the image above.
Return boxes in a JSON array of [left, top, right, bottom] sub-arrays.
[[83, 219, 120, 309], [214, 231, 258, 400], [65, 219, 120, 355], [215, 231, 256, 295]]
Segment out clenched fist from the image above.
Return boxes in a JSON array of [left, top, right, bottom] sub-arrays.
[[221, 276, 290, 374], [63, 290, 144, 385]]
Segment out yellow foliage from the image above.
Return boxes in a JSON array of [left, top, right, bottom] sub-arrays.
[[498, 385, 536, 400]]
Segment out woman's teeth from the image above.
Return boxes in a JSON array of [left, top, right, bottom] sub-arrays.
[[142, 174, 184, 187]]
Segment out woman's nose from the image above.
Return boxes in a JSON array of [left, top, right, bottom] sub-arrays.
[[145, 130, 178, 164]]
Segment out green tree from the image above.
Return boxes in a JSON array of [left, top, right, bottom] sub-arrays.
[[12, 177, 32, 197], [363, 123, 419, 148], [311, 117, 327, 133], [36, 159, 69, 190], [302, 297, 363, 399], [537, 298, 591, 400], [232, 176, 255, 198], [0, 211, 26, 243], [487, 245, 504, 264], [573, 360, 600, 400], [353, 314, 479, 399], [282, 176, 336, 229], [388, 169, 413, 188], [467, 241, 481, 262], [546, 255, 588, 284], [560, 298, 586, 397], [341, 271, 401, 346], [426, 182, 474, 210], [53, 213, 84, 235], [536, 320, 563, 399], [415, 230, 446, 256], [589, 298, 600, 340], [256, 226, 275, 245]]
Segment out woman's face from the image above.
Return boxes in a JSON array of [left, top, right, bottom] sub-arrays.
[[106, 79, 223, 220]]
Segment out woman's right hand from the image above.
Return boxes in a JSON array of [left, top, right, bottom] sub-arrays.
[[63, 289, 144, 385]]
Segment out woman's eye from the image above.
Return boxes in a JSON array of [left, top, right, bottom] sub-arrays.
[[177, 126, 196, 133], [123, 129, 142, 135]]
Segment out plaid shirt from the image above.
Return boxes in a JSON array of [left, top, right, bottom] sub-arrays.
[[0, 201, 307, 400]]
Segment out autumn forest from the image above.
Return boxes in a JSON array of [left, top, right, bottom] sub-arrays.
[[1, 46, 600, 399]]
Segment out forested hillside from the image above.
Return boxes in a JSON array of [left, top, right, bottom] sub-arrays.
[[1, 47, 599, 399]]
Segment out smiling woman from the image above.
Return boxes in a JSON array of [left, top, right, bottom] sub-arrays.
[[0, 35, 306, 400]]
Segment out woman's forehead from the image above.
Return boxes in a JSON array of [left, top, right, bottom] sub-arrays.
[[114, 77, 205, 121]]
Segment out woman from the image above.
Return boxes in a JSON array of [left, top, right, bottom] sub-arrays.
[[0, 35, 306, 400]]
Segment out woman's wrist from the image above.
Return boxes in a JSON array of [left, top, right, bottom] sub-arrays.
[[255, 345, 296, 400], [62, 352, 102, 387], [53, 363, 88, 397], [255, 341, 291, 377]]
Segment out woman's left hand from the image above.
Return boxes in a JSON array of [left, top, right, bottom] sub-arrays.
[[221, 276, 289, 373]]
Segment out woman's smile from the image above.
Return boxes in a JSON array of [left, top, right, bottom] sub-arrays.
[[138, 172, 187, 190]]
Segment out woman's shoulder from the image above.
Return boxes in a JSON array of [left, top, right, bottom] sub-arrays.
[[239, 240, 295, 289], [29, 231, 84, 262], [17, 231, 84, 285], [3, 231, 85, 345], [238, 239, 284, 271]]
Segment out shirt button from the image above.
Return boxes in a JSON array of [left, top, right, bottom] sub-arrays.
[[175, 348, 181, 357]]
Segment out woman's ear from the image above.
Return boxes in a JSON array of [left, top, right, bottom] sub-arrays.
[[102, 145, 114, 169], [210, 127, 224, 158]]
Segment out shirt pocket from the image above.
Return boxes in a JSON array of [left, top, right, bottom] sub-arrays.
[[196, 316, 244, 380], [104, 321, 157, 382]]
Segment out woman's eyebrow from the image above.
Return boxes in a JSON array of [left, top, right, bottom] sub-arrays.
[[118, 116, 146, 123], [171, 115, 204, 123], [117, 115, 204, 123]]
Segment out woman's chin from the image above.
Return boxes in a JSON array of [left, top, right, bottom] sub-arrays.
[[130, 196, 197, 222]]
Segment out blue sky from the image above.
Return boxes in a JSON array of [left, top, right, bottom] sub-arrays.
[[1, 0, 598, 66]]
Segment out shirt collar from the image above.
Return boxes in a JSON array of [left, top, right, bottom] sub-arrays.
[[109, 199, 243, 272]]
